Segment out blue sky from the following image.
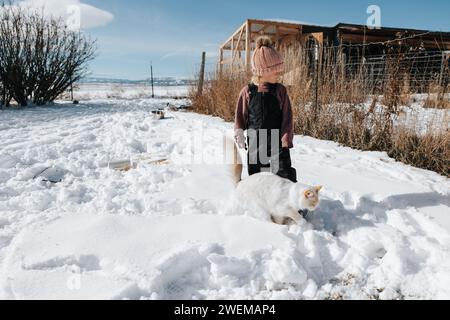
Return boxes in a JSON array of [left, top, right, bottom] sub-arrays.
[[73, 0, 450, 79]]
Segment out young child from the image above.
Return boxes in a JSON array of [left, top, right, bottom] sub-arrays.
[[234, 36, 297, 183]]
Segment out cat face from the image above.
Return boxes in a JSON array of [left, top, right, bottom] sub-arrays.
[[300, 185, 322, 210]]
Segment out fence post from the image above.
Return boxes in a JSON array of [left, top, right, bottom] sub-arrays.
[[198, 51, 206, 95], [313, 44, 319, 121], [438, 51, 445, 87], [150, 62, 155, 98], [219, 48, 223, 78]]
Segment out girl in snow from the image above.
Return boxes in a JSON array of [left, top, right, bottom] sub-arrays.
[[234, 36, 297, 183]]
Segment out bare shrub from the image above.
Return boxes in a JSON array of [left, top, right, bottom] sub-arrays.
[[0, 1, 96, 106], [106, 84, 125, 99]]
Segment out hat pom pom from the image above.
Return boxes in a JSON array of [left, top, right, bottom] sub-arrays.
[[256, 36, 273, 49]]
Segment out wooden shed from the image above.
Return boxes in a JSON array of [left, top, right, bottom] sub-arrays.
[[219, 19, 450, 74]]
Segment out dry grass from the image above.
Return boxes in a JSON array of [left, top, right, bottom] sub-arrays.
[[423, 82, 450, 109], [189, 44, 450, 177], [188, 70, 247, 121], [390, 125, 449, 176]]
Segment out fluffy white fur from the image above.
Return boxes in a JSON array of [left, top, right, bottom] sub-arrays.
[[228, 136, 321, 224], [232, 172, 321, 224]]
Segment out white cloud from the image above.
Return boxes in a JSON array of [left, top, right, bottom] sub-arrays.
[[16, 0, 114, 29]]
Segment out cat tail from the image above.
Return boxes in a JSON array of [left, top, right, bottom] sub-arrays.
[[225, 135, 243, 186]]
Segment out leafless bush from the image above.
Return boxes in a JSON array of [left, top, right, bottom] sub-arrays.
[[106, 84, 125, 99], [0, 1, 96, 106]]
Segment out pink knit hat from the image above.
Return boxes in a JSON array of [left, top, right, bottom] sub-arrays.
[[251, 36, 284, 76]]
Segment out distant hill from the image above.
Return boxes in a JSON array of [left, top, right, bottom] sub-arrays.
[[79, 77, 194, 86]]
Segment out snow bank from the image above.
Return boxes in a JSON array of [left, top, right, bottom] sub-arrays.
[[2, 213, 299, 299], [0, 98, 449, 300]]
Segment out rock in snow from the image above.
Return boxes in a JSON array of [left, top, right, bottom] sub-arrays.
[[0, 98, 449, 300]]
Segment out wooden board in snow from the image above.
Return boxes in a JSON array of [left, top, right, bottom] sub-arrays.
[[108, 156, 169, 172]]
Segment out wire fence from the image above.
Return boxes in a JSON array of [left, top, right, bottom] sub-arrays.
[[332, 50, 448, 92], [198, 49, 449, 91], [206, 45, 449, 105]]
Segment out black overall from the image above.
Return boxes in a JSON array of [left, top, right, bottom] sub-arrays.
[[246, 83, 297, 183]]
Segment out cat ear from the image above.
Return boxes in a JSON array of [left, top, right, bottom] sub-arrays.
[[315, 185, 323, 192]]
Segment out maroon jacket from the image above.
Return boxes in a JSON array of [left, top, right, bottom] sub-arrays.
[[234, 82, 294, 148]]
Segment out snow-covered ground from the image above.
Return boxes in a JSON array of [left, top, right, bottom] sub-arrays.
[[396, 101, 449, 134], [0, 97, 449, 300], [349, 94, 449, 135]]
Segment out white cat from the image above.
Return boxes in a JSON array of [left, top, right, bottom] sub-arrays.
[[228, 137, 322, 225]]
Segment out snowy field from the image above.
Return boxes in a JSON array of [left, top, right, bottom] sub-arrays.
[[69, 83, 189, 100], [379, 94, 449, 135], [333, 95, 449, 135], [0, 97, 449, 300]]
